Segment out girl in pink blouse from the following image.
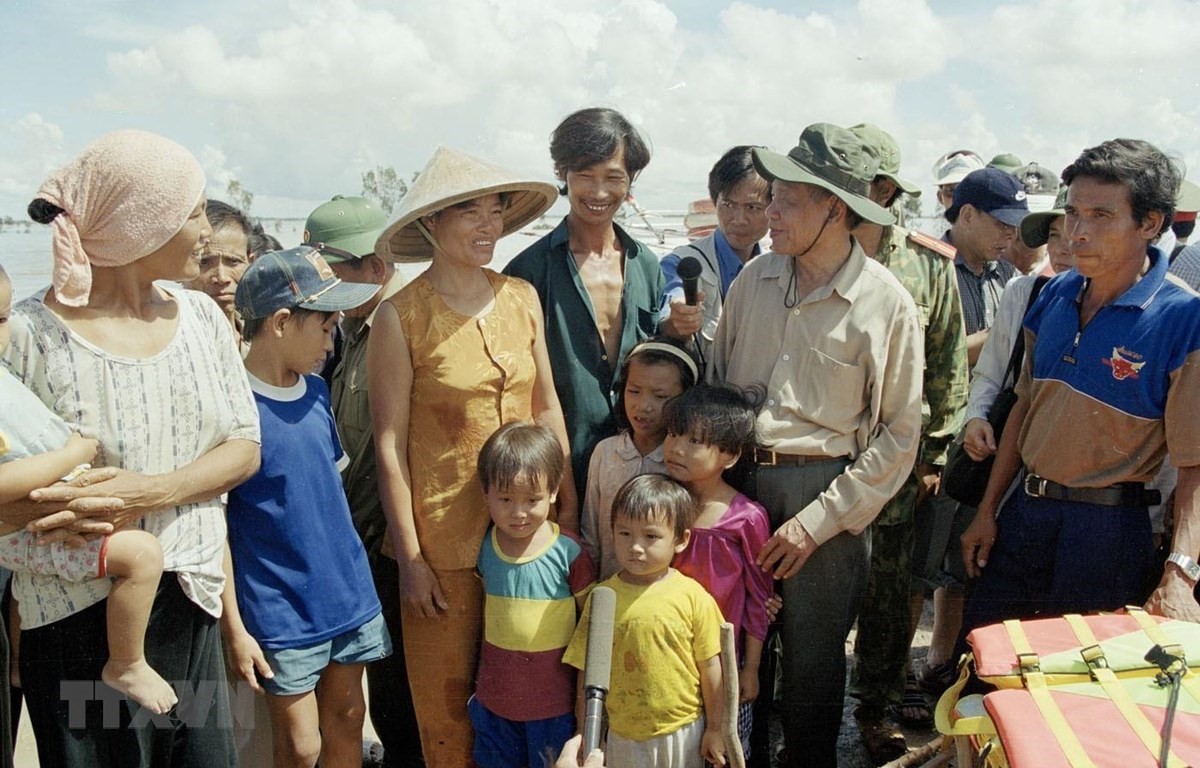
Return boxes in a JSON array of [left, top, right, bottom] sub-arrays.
[[665, 384, 773, 759]]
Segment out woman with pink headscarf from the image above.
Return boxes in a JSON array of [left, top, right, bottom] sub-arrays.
[[0, 129, 260, 766]]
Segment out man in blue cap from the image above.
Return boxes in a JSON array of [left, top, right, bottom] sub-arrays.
[[943, 168, 1028, 366]]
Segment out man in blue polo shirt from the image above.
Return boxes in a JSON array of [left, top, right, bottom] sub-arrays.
[[960, 138, 1200, 629]]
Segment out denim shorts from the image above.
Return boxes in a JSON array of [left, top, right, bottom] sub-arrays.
[[260, 612, 392, 696]]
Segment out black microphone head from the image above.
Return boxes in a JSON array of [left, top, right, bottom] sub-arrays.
[[677, 255, 703, 280], [583, 586, 616, 690]]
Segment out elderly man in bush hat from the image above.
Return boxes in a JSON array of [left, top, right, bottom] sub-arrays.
[[711, 123, 924, 768]]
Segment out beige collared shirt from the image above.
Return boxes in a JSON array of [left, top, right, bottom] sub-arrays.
[[710, 240, 924, 545]]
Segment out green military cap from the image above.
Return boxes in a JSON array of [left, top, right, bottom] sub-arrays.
[[752, 123, 896, 226], [302, 195, 389, 263], [1020, 186, 1068, 248], [849, 123, 921, 197], [988, 153, 1024, 175]]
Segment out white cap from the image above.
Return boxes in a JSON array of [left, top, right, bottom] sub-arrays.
[[932, 151, 985, 185]]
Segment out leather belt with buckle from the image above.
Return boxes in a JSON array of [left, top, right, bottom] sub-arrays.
[[1023, 473, 1161, 508], [754, 448, 842, 467]]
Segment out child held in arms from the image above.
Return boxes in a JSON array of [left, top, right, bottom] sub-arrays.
[[0, 264, 175, 714]]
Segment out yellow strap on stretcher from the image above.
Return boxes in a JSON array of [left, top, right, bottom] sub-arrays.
[[934, 655, 996, 736], [1125, 607, 1200, 703], [1004, 620, 1098, 768], [1062, 614, 1186, 768]]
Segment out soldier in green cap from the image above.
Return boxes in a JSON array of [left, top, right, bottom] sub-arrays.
[[302, 195, 420, 767], [845, 124, 970, 763], [711, 122, 924, 768]]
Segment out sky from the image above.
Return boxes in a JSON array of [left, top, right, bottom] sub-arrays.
[[1, 0, 1199, 220]]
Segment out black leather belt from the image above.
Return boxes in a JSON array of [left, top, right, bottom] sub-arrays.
[[1023, 473, 1161, 508], [754, 448, 843, 467]]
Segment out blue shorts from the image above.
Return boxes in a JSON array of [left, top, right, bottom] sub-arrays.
[[468, 695, 575, 768], [260, 612, 392, 696]]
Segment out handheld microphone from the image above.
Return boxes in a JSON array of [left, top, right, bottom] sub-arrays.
[[581, 586, 616, 756], [677, 255, 703, 306]]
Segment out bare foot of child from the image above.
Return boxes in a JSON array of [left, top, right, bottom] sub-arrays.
[[101, 659, 178, 714]]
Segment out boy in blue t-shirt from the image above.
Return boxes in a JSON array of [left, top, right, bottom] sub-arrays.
[[471, 422, 595, 768], [223, 246, 390, 768]]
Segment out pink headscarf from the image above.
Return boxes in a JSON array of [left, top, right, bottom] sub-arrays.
[[34, 129, 207, 307]]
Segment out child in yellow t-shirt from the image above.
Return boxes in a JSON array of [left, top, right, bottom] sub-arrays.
[[564, 474, 727, 768]]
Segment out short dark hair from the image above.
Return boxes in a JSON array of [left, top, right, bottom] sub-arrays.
[[207, 200, 268, 256], [708, 146, 763, 204], [613, 336, 699, 432], [1061, 139, 1181, 236], [251, 232, 282, 257], [944, 203, 961, 225], [663, 383, 762, 459], [1173, 219, 1196, 241], [550, 107, 651, 195], [477, 421, 565, 495], [240, 305, 329, 341], [611, 474, 695, 542]]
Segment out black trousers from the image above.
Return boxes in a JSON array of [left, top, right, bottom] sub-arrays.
[[21, 576, 236, 768], [366, 553, 424, 767]]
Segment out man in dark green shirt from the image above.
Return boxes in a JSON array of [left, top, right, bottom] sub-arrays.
[[504, 108, 664, 501]]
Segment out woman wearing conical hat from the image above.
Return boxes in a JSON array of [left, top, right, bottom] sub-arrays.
[[368, 147, 575, 765]]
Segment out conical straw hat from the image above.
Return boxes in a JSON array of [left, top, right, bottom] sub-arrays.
[[375, 146, 557, 263]]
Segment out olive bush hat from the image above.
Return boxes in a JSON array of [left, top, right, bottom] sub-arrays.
[[375, 147, 557, 263], [752, 123, 895, 226], [849, 123, 920, 197], [303, 195, 388, 263], [1019, 186, 1068, 248]]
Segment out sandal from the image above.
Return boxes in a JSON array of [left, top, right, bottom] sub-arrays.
[[854, 705, 908, 766], [889, 671, 933, 728], [918, 658, 958, 697]]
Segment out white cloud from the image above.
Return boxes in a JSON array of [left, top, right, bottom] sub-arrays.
[[3, 0, 1200, 221], [0, 114, 67, 204]]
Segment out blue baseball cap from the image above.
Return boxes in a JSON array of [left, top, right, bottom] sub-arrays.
[[235, 246, 381, 320], [947, 167, 1030, 227]]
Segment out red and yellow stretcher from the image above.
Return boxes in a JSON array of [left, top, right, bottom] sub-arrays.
[[936, 608, 1200, 767]]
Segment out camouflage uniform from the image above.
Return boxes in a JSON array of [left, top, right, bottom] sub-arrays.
[[850, 225, 969, 709]]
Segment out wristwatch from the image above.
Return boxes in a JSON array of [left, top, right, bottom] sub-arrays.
[[1167, 552, 1200, 583]]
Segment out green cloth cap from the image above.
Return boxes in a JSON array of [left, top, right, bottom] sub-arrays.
[[849, 123, 921, 197], [1020, 186, 1068, 248], [988, 153, 1024, 175], [303, 196, 389, 263], [752, 123, 895, 226]]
